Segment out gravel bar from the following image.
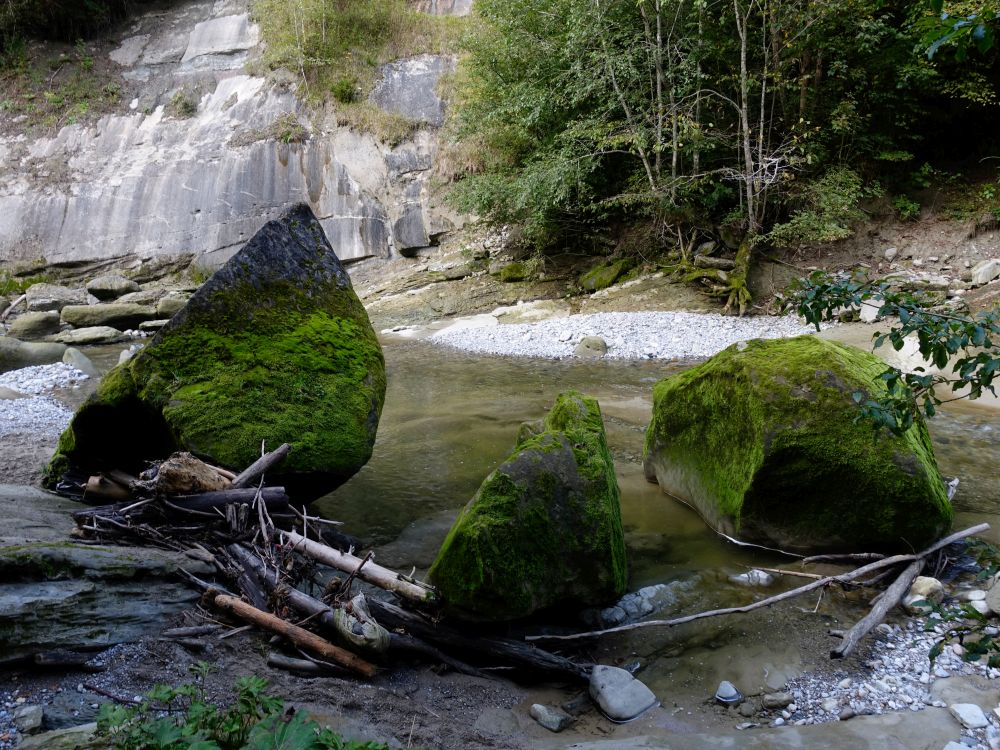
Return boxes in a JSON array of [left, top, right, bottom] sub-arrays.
[[430, 311, 822, 360]]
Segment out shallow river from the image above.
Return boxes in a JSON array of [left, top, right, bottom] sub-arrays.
[[315, 337, 1000, 576]]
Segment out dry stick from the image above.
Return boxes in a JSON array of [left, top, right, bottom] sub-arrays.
[[803, 552, 886, 565], [162, 625, 222, 639], [267, 652, 330, 675], [830, 559, 924, 660], [230, 443, 292, 489], [235, 548, 484, 679], [753, 566, 825, 581], [282, 529, 436, 604], [210, 592, 377, 678], [1, 293, 25, 322], [525, 524, 989, 643]]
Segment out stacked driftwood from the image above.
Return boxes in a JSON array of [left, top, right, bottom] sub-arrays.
[[69, 444, 991, 683], [71, 444, 590, 682]]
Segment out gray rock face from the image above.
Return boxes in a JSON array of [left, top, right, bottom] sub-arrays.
[[61, 303, 157, 330], [971, 259, 1000, 286], [7, 311, 61, 340], [0, 337, 67, 372], [370, 54, 456, 127], [589, 665, 659, 722], [0, 0, 463, 272], [157, 292, 190, 318], [413, 0, 473, 15], [25, 283, 88, 312], [87, 274, 141, 300], [0, 485, 208, 664]]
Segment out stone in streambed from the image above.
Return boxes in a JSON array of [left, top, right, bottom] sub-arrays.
[[529, 704, 574, 732], [949, 703, 988, 729], [50, 326, 126, 345], [7, 311, 61, 340], [429, 391, 627, 621], [579, 259, 631, 292], [642, 336, 952, 554], [0, 337, 67, 372], [589, 665, 658, 722], [45, 204, 386, 501], [24, 283, 88, 313], [63, 347, 98, 378], [575, 336, 608, 359], [86, 274, 140, 301], [60, 303, 157, 330]]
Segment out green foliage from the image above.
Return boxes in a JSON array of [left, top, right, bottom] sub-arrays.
[[250, 0, 463, 116], [920, 0, 1000, 59], [0, 272, 47, 296], [96, 672, 392, 750], [787, 270, 1000, 434], [168, 89, 199, 119], [893, 194, 922, 220], [765, 168, 866, 247]]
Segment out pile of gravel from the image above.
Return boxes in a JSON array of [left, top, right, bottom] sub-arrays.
[[0, 397, 73, 439], [430, 311, 822, 360], [0, 362, 86, 440], [0, 362, 89, 395], [766, 619, 1000, 747]]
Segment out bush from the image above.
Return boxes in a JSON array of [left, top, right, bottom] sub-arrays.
[[893, 194, 921, 221], [97, 671, 393, 750], [765, 167, 866, 247]]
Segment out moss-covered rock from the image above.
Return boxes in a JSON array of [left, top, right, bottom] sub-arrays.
[[579, 259, 631, 292], [45, 204, 386, 500], [498, 261, 529, 282], [642, 336, 952, 553], [429, 391, 627, 621]]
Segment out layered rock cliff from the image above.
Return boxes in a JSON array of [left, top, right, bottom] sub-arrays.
[[0, 0, 467, 273]]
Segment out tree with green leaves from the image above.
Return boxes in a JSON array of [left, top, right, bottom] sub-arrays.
[[787, 271, 1000, 435]]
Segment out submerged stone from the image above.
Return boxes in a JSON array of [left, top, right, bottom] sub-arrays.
[[642, 336, 952, 553], [429, 390, 627, 621], [45, 204, 386, 500]]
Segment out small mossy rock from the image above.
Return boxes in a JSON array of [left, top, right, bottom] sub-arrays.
[[642, 336, 952, 553], [498, 261, 528, 282], [429, 390, 627, 621], [8, 311, 61, 340], [60, 303, 157, 330], [45, 204, 386, 501], [86, 274, 140, 301], [579, 259, 630, 292]]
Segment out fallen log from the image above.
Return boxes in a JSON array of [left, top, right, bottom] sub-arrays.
[[171, 487, 288, 513], [267, 652, 334, 676], [830, 559, 924, 659], [526, 524, 989, 645], [231, 546, 484, 678], [281, 530, 435, 604], [231, 444, 291, 489], [368, 598, 591, 682], [210, 592, 376, 678]]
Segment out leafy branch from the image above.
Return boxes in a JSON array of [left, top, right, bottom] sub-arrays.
[[785, 270, 1000, 435]]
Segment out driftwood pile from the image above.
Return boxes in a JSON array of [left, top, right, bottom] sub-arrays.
[[71, 444, 589, 682], [69, 444, 991, 685]]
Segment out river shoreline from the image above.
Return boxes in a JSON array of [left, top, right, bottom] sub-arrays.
[[2, 312, 1000, 749]]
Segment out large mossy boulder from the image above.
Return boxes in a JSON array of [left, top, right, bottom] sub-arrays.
[[45, 204, 386, 500], [429, 391, 627, 621], [642, 336, 952, 554]]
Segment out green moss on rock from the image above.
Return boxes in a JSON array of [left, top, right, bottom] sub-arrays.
[[429, 390, 627, 621], [498, 261, 529, 282], [45, 205, 385, 500], [642, 336, 952, 553], [579, 259, 631, 292]]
